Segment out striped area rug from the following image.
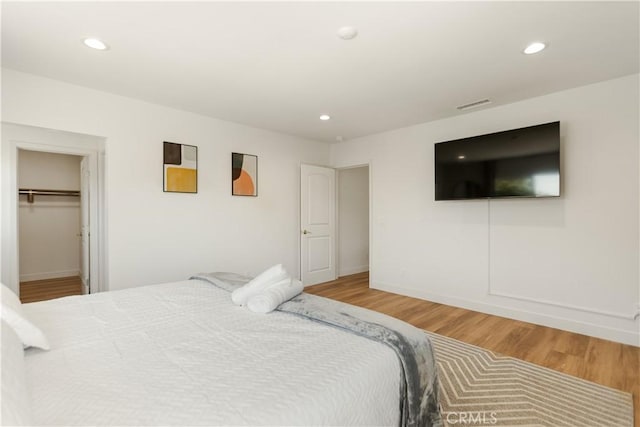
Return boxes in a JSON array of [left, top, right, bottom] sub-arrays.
[[427, 332, 633, 427]]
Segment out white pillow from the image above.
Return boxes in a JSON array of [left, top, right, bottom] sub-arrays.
[[246, 278, 303, 314], [1, 283, 50, 350], [231, 264, 288, 306], [1, 319, 34, 426]]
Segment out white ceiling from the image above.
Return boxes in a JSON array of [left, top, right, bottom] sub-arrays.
[[2, 1, 638, 143]]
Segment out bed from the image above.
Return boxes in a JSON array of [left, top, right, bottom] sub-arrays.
[[2, 273, 441, 426]]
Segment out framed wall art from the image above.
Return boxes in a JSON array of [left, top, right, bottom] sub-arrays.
[[232, 152, 257, 196], [163, 141, 197, 193]]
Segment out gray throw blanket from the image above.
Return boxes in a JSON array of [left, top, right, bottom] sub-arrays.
[[192, 272, 442, 427]]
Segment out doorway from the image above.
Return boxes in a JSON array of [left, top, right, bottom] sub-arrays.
[[299, 163, 370, 286], [1, 122, 106, 298], [17, 150, 86, 302], [337, 165, 369, 277]]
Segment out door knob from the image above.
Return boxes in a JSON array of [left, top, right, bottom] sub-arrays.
[[302, 230, 312, 235]]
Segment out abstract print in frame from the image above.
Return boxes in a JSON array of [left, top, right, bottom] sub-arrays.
[[163, 141, 197, 193], [232, 152, 258, 196]]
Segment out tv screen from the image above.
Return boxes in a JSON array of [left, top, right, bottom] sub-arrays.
[[434, 121, 560, 200]]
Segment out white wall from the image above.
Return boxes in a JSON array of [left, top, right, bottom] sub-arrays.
[[338, 166, 369, 276], [1, 68, 330, 291], [331, 74, 639, 346], [18, 150, 82, 281]]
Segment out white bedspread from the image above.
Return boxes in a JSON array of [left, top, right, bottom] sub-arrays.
[[22, 279, 400, 426]]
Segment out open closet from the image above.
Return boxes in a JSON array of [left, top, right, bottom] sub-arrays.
[[18, 149, 87, 302]]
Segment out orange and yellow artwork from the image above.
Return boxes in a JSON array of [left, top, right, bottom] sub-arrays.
[[164, 141, 197, 193], [232, 153, 257, 196]]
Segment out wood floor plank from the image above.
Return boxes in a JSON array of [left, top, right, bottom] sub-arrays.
[[306, 271, 639, 424], [542, 349, 587, 380], [20, 276, 83, 303]]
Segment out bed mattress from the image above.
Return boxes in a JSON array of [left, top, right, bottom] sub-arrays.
[[22, 278, 400, 426]]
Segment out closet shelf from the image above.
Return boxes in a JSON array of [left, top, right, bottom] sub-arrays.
[[19, 188, 80, 204]]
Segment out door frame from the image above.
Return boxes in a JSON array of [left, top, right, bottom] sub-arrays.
[[2, 131, 106, 296], [80, 156, 91, 293]]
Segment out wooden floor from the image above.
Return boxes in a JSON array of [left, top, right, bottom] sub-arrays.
[[20, 276, 83, 303], [307, 272, 639, 424]]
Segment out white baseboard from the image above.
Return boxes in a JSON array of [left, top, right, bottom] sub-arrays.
[[372, 281, 640, 347], [20, 269, 80, 282], [338, 265, 369, 277]]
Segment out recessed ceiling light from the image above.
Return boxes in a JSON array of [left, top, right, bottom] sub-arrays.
[[523, 42, 546, 55], [458, 155, 466, 160], [319, 114, 331, 121], [337, 26, 358, 40], [83, 38, 109, 50]]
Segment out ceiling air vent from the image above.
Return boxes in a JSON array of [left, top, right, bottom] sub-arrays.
[[456, 99, 492, 111]]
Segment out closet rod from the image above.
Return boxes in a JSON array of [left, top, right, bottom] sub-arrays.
[[19, 188, 80, 204]]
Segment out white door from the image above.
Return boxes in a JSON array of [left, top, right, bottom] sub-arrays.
[[300, 164, 336, 285], [80, 157, 90, 293]]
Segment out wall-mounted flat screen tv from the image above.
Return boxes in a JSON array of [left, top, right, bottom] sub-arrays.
[[435, 121, 560, 200]]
